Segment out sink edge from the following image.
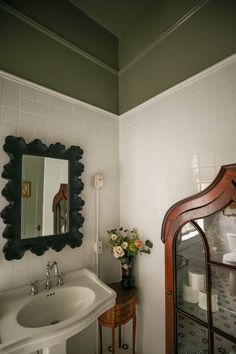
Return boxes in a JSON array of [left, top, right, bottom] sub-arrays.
[[0, 268, 116, 354]]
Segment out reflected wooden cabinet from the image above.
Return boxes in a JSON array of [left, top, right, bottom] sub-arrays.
[[162, 164, 236, 354]]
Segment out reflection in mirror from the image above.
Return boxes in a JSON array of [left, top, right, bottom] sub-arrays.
[[176, 222, 207, 323], [21, 155, 68, 239], [195, 202, 236, 263], [53, 183, 68, 234], [211, 266, 236, 339]]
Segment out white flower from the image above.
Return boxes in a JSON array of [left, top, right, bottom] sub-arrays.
[[122, 242, 128, 249], [122, 264, 129, 270], [111, 233, 117, 241], [113, 246, 124, 258]]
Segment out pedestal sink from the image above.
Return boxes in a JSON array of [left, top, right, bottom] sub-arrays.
[[17, 286, 95, 328], [0, 268, 116, 354]]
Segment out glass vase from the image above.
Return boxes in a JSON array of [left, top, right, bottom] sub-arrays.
[[120, 256, 135, 289]]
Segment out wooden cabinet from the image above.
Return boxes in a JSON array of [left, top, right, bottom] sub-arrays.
[[98, 282, 137, 354], [162, 164, 236, 354]]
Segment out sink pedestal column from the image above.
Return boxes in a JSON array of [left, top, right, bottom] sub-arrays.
[[41, 341, 67, 354]]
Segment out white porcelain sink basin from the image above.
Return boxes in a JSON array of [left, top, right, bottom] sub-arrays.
[[17, 286, 95, 328], [0, 268, 116, 354]]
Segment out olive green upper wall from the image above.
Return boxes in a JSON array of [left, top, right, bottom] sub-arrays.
[[3, 0, 118, 69], [0, 1, 119, 114], [1, 0, 236, 115], [119, 0, 236, 113]]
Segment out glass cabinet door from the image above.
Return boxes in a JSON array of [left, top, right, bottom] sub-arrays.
[[175, 204, 236, 353], [196, 203, 236, 344], [176, 222, 208, 324], [196, 203, 236, 264], [177, 313, 208, 354], [214, 334, 236, 354], [211, 266, 236, 340]]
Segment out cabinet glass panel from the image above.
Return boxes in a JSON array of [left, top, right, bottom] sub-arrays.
[[176, 223, 207, 322], [214, 333, 236, 354], [195, 202, 236, 263], [211, 266, 236, 339], [177, 313, 208, 354]]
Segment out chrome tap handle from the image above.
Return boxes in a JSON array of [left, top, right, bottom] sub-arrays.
[[46, 261, 51, 271], [30, 281, 38, 296], [53, 261, 59, 276], [45, 261, 52, 290], [57, 272, 64, 287]]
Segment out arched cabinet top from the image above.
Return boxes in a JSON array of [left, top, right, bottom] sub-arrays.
[[161, 164, 236, 244]]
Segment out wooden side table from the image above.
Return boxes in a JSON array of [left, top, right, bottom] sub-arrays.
[[98, 282, 137, 354]]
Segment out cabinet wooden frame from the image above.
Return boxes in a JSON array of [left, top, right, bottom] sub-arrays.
[[1, 135, 85, 260], [161, 164, 236, 354]]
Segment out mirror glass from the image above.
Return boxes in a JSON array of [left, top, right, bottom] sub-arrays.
[[21, 155, 69, 239]]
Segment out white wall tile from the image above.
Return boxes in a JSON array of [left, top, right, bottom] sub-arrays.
[[3, 79, 19, 96], [0, 120, 18, 136], [20, 85, 34, 101], [0, 106, 18, 124], [2, 92, 19, 109], [35, 90, 48, 105], [19, 97, 34, 113], [0, 77, 3, 94], [34, 102, 48, 116]]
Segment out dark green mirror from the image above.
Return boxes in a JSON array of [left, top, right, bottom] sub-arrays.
[[1, 135, 84, 260]]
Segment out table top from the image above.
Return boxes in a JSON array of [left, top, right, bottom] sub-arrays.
[[108, 282, 137, 305]]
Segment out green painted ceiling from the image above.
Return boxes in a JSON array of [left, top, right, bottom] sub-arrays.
[[68, 0, 155, 38]]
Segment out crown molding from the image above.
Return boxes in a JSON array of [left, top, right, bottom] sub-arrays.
[[0, 0, 119, 76], [2, 53, 235, 120], [0, 69, 119, 120], [120, 53, 236, 119], [119, 0, 210, 76], [0, 0, 209, 78]]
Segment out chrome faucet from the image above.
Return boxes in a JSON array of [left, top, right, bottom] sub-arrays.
[[30, 281, 38, 295], [45, 261, 64, 289], [45, 261, 53, 290]]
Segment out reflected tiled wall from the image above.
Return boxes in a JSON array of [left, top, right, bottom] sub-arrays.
[[119, 56, 236, 354]]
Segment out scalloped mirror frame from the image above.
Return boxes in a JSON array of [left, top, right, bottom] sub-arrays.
[[1, 135, 85, 260]]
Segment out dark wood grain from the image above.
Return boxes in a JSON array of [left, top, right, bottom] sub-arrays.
[[98, 282, 137, 354]]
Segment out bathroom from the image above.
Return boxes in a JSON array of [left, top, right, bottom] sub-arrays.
[[0, 0, 236, 353]]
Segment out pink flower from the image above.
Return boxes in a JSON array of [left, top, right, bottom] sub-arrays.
[[134, 239, 143, 249]]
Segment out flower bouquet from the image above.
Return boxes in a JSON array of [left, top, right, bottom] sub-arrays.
[[107, 227, 153, 289]]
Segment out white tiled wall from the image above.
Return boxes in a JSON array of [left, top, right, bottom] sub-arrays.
[[119, 56, 236, 354], [1, 55, 236, 354], [0, 73, 120, 354]]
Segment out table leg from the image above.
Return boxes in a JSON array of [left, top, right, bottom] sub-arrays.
[[118, 325, 121, 348], [132, 315, 136, 354], [112, 326, 115, 354], [99, 323, 102, 354]]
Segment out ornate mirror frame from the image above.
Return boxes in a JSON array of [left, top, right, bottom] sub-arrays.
[[1, 135, 85, 260]]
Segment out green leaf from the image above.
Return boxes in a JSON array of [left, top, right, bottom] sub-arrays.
[[145, 240, 153, 248]]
